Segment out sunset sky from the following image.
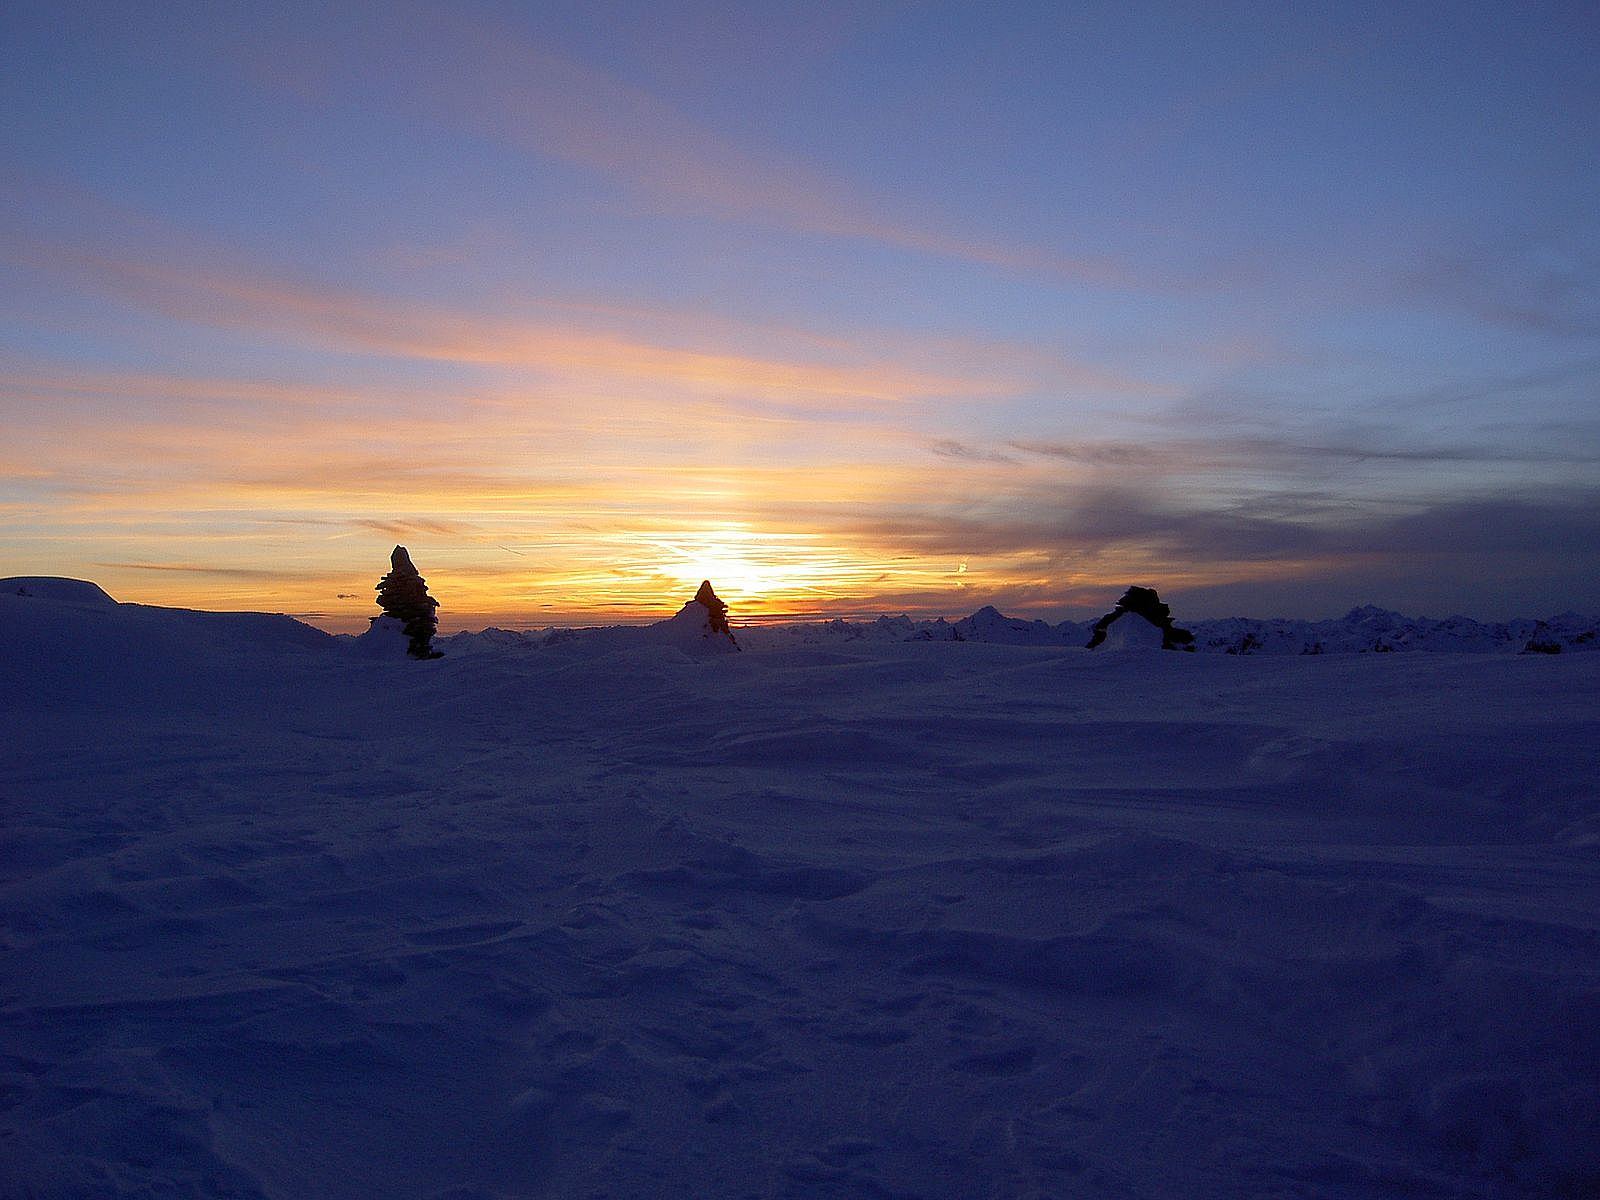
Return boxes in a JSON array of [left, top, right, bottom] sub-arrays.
[[4, 2, 1597, 630]]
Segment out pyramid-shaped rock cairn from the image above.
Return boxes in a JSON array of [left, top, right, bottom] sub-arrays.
[[1085, 585, 1195, 651], [695, 580, 732, 634], [692, 579, 740, 649], [374, 545, 442, 659]]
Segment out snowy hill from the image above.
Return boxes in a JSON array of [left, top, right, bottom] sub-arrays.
[[2, 580, 333, 706], [3, 583, 1598, 1198], [2, 575, 118, 605]]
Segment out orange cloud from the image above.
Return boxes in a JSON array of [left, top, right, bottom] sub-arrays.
[[11, 241, 1018, 408]]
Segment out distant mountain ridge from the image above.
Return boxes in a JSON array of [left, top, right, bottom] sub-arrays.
[[5, 579, 1594, 654], [442, 603, 1599, 655], [712, 603, 1600, 655]]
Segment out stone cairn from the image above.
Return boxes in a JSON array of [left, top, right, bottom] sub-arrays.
[[694, 580, 731, 634], [374, 545, 442, 659], [693, 580, 740, 649], [1085, 585, 1196, 651]]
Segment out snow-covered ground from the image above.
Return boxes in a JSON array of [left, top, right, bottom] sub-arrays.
[[3, 582, 1598, 1198]]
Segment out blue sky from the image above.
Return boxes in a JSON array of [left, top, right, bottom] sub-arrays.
[[3, 1, 1597, 627]]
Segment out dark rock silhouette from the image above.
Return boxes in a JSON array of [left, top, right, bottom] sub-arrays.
[[686, 580, 740, 651], [695, 580, 731, 635], [374, 545, 442, 659], [1085, 586, 1195, 651]]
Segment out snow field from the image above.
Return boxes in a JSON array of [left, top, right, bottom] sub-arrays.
[[2, 591, 1598, 1198]]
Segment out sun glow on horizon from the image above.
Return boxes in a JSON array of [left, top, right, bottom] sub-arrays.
[[4, 4, 1596, 643], [644, 526, 854, 611]]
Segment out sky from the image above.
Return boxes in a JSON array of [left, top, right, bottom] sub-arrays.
[[3, 1, 1598, 631]]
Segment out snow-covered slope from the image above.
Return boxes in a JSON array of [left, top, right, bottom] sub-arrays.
[[1, 585, 332, 708], [1091, 608, 1168, 651], [2, 575, 118, 605], [4, 586, 1598, 1198]]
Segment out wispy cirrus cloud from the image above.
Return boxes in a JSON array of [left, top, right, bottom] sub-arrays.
[[1401, 220, 1600, 340], [929, 439, 1020, 465], [350, 517, 482, 539], [5, 171, 1174, 441], [7, 236, 1023, 409], [1008, 433, 1600, 471], [237, 7, 1134, 287], [94, 561, 317, 581]]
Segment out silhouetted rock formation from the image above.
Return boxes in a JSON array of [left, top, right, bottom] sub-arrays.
[[695, 580, 732, 636], [675, 579, 739, 651], [373, 545, 442, 659], [1085, 586, 1195, 651]]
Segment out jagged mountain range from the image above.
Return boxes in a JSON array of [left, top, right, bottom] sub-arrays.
[[447, 603, 1599, 655], [766, 604, 1600, 654], [5, 577, 1591, 655]]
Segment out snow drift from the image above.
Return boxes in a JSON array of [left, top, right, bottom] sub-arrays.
[[3, 582, 1597, 1198]]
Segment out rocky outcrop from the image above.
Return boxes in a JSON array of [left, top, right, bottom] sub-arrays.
[[373, 545, 442, 659], [1085, 586, 1195, 651], [695, 580, 733, 637], [682, 580, 740, 651]]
